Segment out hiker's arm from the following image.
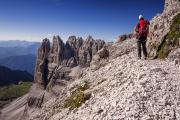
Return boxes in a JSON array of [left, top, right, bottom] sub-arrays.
[[134, 23, 139, 33], [134, 23, 139, 38], [147, 21, 150, 37]]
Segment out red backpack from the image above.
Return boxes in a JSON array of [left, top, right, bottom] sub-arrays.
[[138, 19, 149, 37]]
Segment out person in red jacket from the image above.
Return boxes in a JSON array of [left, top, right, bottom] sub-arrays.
[[135, 15, 149, 60]]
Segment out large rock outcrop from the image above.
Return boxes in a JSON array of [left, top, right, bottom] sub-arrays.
[[34, 35, 106, 90], [34, 38, 50, 89], [147, 0, 180, 58], [116, 33, 134, 43], [21, 39, 180, 120]]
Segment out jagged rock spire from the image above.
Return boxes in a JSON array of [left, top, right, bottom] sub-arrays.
[[34, 35, 106, 89], [50, 35, 64, 65], [34, 38, 50, 89]]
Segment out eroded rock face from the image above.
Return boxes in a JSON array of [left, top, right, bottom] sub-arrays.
[[34, 38, 50, 89], [78, 36, 105, 66], [165, 0, 180, 12], [90, 46, 109, 70], [34, 35, 106, 90], [168, 48, 180, 61], [147, 0, 180, 58], [49, 36, 64, 65], [117, 33, 134, 43]]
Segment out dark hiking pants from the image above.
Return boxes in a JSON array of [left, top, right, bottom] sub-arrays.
[[137, 36, 147, 59]]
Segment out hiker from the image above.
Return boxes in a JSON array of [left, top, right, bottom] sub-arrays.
[[135, 15, 150, 60]]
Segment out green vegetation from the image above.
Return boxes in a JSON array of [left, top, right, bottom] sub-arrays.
[[157, 13, 180, 59], [64, 91, 91, 109], [0, 82, 32, 108], [64, 81, 91, 109], [167, 13, 180, 47], [77, 81, 90, 92], [0, 65, 33, 86], [157, 40, 170, 59], [71, 81, 90, 94]]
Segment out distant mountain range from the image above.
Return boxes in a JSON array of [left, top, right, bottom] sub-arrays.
[[0, 40, 40, 75], [0, 65, 33, 86], [0, 54, 36, 75], [0, 40, 40, 48], [0, 41, 40, 59]]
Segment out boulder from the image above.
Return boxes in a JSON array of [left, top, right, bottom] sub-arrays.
[[117, 33, 134, 43]]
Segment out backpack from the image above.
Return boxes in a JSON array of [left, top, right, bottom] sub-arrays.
[[139, 19, 149, 37]]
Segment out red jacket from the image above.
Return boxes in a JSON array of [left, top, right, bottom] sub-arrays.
[[135, 19, 149, 37]]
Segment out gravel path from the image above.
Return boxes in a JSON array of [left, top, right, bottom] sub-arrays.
[[49, 48, 180, 120]]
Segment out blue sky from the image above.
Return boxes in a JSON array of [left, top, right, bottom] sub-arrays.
[[0, 0, 164, 42]]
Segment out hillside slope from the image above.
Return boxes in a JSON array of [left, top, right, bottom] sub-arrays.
[[0, 54, 36, 75], [19, 38, 180, 120], [0, 66, 33, 86], [49, 50, 180, 120]]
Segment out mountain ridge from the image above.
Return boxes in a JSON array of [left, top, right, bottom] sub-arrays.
[[0, 54, 36, 75], [0, 40, 40, 48], [0, 65, 33, 86]]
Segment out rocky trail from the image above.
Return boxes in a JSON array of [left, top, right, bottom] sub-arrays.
[[20, 38, 180, 120], [2, 37, 180, 120], [46, 49, 180, 120]]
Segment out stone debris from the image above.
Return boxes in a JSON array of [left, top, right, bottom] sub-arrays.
[[24, 45, 180, 120]]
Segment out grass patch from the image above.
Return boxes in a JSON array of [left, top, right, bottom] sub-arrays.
[[167, 13, 180, 47], [64, 81, 90, 109], [64, 91, 91, 109], [77, 81, 90, 91], [157, 13, 180, 59], [157, 40, 170, 59], [71, 81, 90, 94], [0, 82, 32, 100], [0, 82, 32, 108]]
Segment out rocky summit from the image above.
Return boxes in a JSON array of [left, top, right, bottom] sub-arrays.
[[34, 35, 106, 90], [0, 0, 180, 120]]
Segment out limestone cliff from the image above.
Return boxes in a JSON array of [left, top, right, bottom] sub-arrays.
[[34, 35, 106, 90], [147, 0, 180, 58]]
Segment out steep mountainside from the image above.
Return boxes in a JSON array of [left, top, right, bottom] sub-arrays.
[[147, 0, 180, 58], [0, 66, 33, 86], [0, 54, 36, 75], [25, 40, 180, 120], [34, 35, 106, 90], [0, 0, 180, 120]]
